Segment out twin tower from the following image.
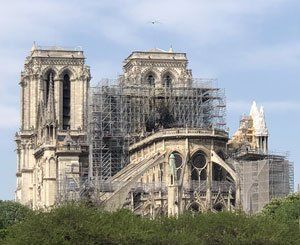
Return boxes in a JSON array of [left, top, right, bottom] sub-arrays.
[[15, 45, 193, 208], [15, 45, 91, 208]]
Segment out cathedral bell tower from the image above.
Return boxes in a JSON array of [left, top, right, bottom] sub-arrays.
[[15, 44, 91, 208]]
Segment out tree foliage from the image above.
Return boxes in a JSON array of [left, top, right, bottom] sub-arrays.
[[0, 200, 32, 239], [0, 197, 299, 244], [262, 193, 300, 222]]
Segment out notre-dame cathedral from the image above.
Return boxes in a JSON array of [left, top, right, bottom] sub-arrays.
[[15, 44, 293, 216]]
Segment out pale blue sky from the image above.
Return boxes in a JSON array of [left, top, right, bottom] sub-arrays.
[[0, 0, 299, 199]]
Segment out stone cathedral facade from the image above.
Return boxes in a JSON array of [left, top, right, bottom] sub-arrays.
[[15, 44, 91, 208], [15, 45, 292, 215]]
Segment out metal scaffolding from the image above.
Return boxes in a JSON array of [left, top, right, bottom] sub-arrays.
[[236, 153, 293, 214], [88, 78, 226, 182], [288, 162, 294, 193], [57, 162, 81, 203]]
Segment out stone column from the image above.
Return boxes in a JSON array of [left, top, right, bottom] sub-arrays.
[[235, 178, 242, 210], [206, 151, 212, 210], [167, 154, 179, 217]]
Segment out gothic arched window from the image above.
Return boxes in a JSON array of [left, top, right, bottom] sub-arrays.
[[163, 73, 173, 88], [191, 151, 207, 181], [172, 152, 183, 181], [212, 163, 230, 181], [63, 74, 71, 130], [146, 73, 155, 86]]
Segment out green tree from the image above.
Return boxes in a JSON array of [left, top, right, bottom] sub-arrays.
[[0, 200, 32, 239], [4, 203, 100, 245], [263, 193, 300, 221], [3, 200, 300, 244]]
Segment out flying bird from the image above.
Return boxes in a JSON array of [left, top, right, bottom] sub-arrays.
[[148, 20, 162, 25]]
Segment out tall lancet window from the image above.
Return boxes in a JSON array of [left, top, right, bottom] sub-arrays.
[[63, 74, 71, 130], [146, 73, 155, 86], [163, 73, 172, 88]]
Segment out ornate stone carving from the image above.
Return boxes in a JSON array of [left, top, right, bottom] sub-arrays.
[[32, 58, 84, 66]]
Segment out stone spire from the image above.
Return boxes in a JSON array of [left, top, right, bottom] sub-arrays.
[[249, 101, 268, 137], [46, 73, 56, 124], [257, 105, 268, 136], [31, 41, 37, 52], [37, 101, 44, 127], [249, 101, 259, 119]]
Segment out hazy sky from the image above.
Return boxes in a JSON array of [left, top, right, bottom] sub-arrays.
[[0, 0, 299, 199]]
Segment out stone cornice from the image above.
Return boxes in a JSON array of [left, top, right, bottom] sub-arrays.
[[43, 177, 56, 181], [21, 168, 34, 173], [32, 57, 84, 66], [124, 59, 186, 70], [129, 128, 229, 153]]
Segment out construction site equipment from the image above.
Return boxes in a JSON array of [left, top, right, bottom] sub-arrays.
[[88, 79, 226, 183]]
